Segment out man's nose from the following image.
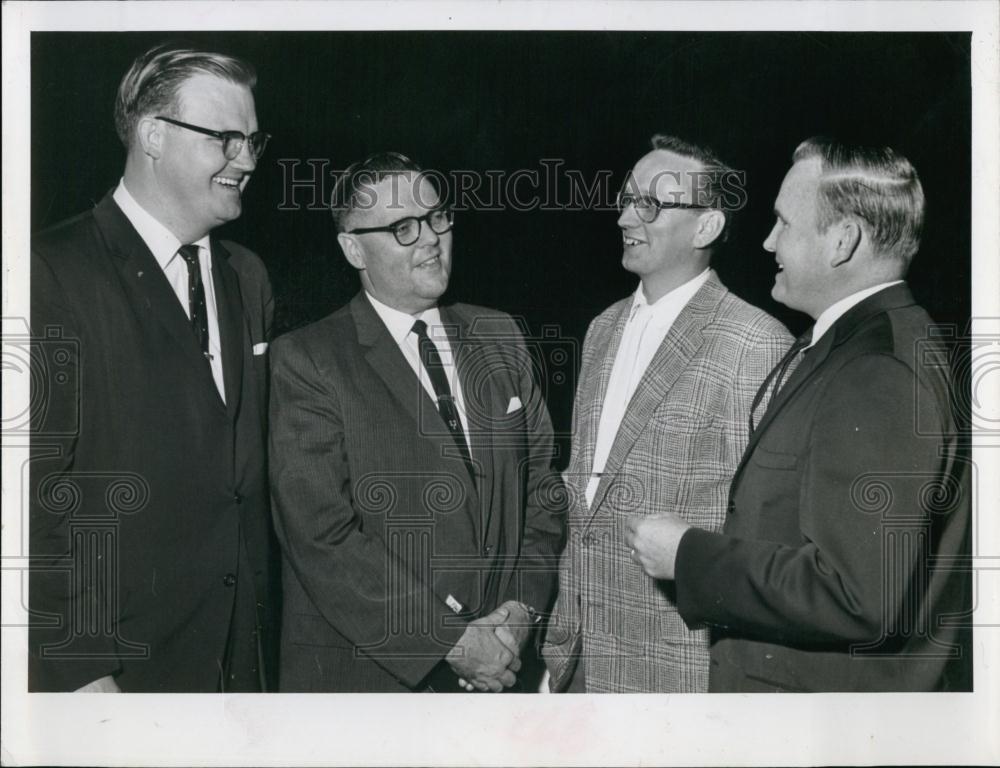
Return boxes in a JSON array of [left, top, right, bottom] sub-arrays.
[[763, 223, 778, 253], [618, 201, 642, 229], [230, 140, 257, 172], [417, 216, 440, 245], [617, 203, 640, 229]]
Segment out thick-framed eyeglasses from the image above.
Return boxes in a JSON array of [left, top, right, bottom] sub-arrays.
[[155, 116, 271, 161], [347, 208, 454, 246], [616, 191, 712, 223]]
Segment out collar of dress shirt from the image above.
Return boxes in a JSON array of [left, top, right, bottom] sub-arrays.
[[113, 179, 211, 268], [630, 268, 711, 326], [808, 280, 904, 348], [365, 292, 444, 346]]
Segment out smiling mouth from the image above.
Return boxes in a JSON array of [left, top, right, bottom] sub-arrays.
[[416, 254, 441, 269], [623, 235, 645, 247], [213, 175, 243, 191]]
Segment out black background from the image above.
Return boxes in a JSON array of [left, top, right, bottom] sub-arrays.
[[32, 31, 972, 451]]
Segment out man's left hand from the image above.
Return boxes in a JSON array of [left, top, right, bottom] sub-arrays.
[[625, 513, 692, 580], [456, 600, 533, 691]]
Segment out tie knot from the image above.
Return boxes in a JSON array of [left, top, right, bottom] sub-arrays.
[[411, 319, 429, 339], [177, 244, 200, 267], [795, 327, 814, 352]]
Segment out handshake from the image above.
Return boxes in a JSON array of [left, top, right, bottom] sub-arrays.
[[445, 601, 533, 692]]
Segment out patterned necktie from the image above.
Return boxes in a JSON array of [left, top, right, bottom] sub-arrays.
[[748, 328, 813, 436], [411, 319, 475, 478], [176, 244, 209, 355]]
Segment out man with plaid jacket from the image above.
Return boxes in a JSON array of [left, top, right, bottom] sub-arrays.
[[541, 134, 791, 692], [624, 138, 971, 692]]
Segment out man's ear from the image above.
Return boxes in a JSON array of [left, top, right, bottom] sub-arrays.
[[829, 218, 863, 268], [692, 209, 726, 249], [136, 116, 163, 159], [337, 232, 366, 271]]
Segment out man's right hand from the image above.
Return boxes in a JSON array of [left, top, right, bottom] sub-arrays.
[[446, 607, 522, 692], [75, 675, 121, 693]]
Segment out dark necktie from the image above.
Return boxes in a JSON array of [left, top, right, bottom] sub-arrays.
[[176, 244, 209, 355], [748, 328, 813, 436], [411, 319, 475, 478]]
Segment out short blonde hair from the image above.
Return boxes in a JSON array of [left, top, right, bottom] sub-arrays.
[[114, 42, 256, 149], [793, 137, 925, 266]]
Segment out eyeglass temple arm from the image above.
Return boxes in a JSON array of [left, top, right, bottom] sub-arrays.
[[155, 116, 224, 139]]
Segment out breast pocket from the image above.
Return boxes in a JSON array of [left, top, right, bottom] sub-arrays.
[[651, 401, 717, 435], [737, 446, 803, 542]]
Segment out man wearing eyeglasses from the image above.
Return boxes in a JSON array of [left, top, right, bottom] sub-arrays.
[[30, 43, 276, 692], [541, 134, 791, 692], [268, 152, 565, 692], [624, 138, 971, 692]]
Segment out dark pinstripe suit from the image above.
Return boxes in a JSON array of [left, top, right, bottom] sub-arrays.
[[269, 293, 564, 691], [30, 192, 277, 692]]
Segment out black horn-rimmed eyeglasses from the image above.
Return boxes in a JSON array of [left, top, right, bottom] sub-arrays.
[[346, 208, 454, 246], [155, 116, 271, 161]]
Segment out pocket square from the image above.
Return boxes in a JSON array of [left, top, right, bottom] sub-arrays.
[[252, 342, 268, 356], [506, 396, 523, 414]]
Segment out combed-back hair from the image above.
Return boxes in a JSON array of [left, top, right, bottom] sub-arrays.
[[114, 42, 257, 149], [793, 136, 925, 265], [648, 133, 739, 241], [330, 152, 426, 232]]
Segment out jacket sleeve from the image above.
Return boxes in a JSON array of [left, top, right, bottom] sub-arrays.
[[29, 247, 122, 690], [268, 332, 468, 688], [675, 354, 950, 645]]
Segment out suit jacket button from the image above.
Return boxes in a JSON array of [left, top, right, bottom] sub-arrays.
[[726, 500, 736, 514], [223, 573, 236, 587], [483, 544, 493, 556], [233, 494, 242, 505]]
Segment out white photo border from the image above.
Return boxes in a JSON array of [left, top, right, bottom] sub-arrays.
[[2, 2, 998, 766]]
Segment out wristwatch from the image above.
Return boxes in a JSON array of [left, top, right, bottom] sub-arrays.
[[516, 602, 543, 625]]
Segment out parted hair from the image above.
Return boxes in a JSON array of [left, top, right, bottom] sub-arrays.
[[330, 152, 426, 232], [793, 137, 925, 265], [114, 42, 257, 149]]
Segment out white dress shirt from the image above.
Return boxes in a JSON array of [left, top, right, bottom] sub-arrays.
[[365, 293, 471, 450], [113, 180, 225, 402], [586, 268, 711, 506], [809, 281, 905, 348]]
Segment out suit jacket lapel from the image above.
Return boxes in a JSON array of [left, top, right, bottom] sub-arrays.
[[732, 282, 919, 484], [442, 306, 493, 538], [353, 293, 429, 429], [573, 301, 631, 509], [92, 192, 224, 410], [352, 295, 480, 531], [588, 273, 725, 518], [747, 330, 832, 448], [211, 239, 245, 418]]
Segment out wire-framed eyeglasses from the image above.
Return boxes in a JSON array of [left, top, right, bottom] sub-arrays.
[[616, 191, 713, 223], [346, 208, 454, 246], [155, 116, 271, 161]]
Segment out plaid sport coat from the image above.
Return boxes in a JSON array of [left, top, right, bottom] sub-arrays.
[[542, 271, 791, 692]]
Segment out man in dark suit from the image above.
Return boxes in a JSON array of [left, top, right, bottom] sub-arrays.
[[269, 152, 565, 692], [625, 137, 971, 691], [30, 43, 277, 692]]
